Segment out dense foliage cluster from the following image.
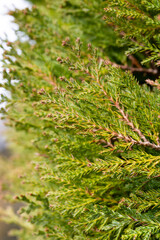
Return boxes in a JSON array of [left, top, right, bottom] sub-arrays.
[[1, 0, 160, 239]]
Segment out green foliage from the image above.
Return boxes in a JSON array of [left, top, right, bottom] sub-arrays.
[[104, 0, 160, 64], [1, 0, 160, 239]]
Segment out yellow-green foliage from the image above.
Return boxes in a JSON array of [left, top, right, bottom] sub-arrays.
[[1, 0, 160, 239]]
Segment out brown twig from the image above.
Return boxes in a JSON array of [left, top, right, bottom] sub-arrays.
[[145, 79, 160, 90], [128, 215, 138, 222], [109, 62, 158, 75], [102, 129, 160, 150]]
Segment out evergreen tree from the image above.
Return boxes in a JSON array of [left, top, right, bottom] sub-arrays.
[[1, 0, 160, 239]]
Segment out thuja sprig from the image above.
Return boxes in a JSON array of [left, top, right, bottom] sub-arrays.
[[59, 39, 160, 151]]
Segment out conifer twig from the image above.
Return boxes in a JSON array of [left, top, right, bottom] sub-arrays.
[[145, 79, 160, 90], [93, 66, 160, 151], [106, 61, 158, 75], [96, 129, 160, 150]]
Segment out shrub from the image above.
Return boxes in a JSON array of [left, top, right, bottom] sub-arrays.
[[1, 0, 160, 239]]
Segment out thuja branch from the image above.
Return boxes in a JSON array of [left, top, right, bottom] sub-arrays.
[[99, 85, 160, 150], [102, 129, 160, 150], [59, 42, 160, 151], [93, 62, 160, 151]]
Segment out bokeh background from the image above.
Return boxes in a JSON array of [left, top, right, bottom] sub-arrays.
[[0, 0, 31, 155], [0, 1, 30, 239]]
